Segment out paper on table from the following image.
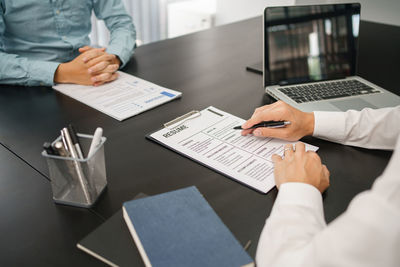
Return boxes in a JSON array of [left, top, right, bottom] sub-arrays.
[[53, 71, 182, 121], [149, 107, 318, 194]]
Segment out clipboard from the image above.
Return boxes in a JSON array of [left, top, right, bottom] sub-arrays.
[[145, 107, 284, 194], [146, 107, 319, 194], [145, 145, 270, 194]]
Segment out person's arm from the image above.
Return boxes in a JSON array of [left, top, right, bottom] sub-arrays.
[[242, 101, 400, 150], [93, 0, 136, 68], [313, 106, 400, 150], [256, 138, 400, 267], [0, 52, 60, 86], [0, 4, 59, 86]]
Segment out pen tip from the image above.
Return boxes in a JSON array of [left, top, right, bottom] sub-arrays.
[[233, 126, 243, 130]]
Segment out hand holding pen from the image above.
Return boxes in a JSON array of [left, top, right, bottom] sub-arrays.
[[239, 101, 315, 141]]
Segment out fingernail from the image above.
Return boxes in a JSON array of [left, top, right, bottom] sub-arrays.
[[82, 57, 87, 62], [88, 68, 93, 73], [254, 130, 261, 136], [91, 77, 97, 82]]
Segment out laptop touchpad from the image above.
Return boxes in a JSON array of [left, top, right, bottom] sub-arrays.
[[330, 99, 377, 111]]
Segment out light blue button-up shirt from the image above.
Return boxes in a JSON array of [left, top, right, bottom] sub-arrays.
[[0, 0, 136, 86]]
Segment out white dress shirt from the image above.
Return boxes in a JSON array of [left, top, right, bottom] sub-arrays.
[[256, 106, 400, 267]]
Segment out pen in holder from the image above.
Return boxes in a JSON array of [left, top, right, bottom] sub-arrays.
[[42, 133, 107, 208]]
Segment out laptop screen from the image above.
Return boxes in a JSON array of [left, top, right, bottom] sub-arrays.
[[264, 3, 361, 86]]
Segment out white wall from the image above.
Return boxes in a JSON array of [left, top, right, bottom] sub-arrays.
[[347, 0, 400, 26], [298, 0, 400, 26], [216, 0, 400, 26], [167, 0, 216, 38], [215, 0, 295, 26]]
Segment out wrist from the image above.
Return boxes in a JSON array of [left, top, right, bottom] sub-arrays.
[[54, 63, 70, 83], [304, 112, 315, 136]]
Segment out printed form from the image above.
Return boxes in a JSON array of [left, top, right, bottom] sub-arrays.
[[149, 107, 318, 194], [53, 71, 182, 121]]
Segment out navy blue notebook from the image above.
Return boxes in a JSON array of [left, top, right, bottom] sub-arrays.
[[122, 186, 254, 267]]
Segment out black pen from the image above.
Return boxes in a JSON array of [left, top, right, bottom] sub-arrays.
[[68, 124, 84, 159], [233, 121, 291, 130]]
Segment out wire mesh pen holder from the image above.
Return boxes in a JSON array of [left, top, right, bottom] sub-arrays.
[[42, 134, 107, 208]]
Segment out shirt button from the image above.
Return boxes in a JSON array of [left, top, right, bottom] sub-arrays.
[[56, 10, 60, 15]]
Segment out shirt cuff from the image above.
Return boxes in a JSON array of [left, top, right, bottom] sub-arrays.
[[28, 60, 60, 86], [107, 45, 132, 68], [274, 182, 324, 215], [313, 111, 347, 142]]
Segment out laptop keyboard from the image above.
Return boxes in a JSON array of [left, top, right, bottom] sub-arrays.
[[279, 80, 381, 104]]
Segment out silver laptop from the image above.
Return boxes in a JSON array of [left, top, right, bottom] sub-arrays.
[[263, 3, 400, 112]]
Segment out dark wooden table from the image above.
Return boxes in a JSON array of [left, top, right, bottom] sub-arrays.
[[0, 144, 104, 266], [0, 17, 398, 265]]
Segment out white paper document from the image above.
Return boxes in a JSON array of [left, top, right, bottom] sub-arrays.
[[53, 71, 182, 121], [149, 107, 318, 194]]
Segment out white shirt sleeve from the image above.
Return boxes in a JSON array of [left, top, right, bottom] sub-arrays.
[[256, 128, 400, 267], [313, 106, 400, 150]]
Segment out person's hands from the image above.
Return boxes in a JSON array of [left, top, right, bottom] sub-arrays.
[[54, 51, 95, 85], [79, 46, 120, 86], [54, 47, 120, 86], [79, 46, 120, 68], [241, 101, 315, 141], [79, 46, 121, 84], [272, 142, 330, 193]]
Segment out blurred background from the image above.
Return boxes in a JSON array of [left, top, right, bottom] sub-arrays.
[[90, 0, 400, 47]]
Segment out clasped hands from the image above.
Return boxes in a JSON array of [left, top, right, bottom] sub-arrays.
[[241, 101, 330, 193], [54, 46, 120, 86]]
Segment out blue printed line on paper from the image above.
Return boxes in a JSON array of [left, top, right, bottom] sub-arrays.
[[161, 91, 175, 98]]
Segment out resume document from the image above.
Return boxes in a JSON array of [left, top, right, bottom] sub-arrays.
[[53, 72, 182, 121], [149, 107, 318, 194]]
